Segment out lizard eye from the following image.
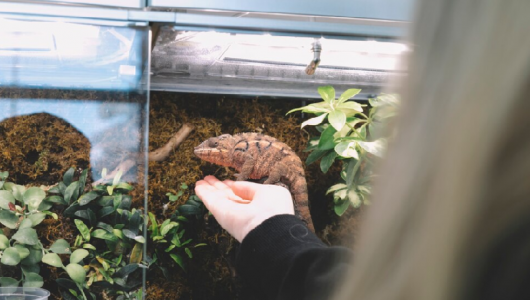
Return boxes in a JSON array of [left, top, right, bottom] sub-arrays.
[[208, 140, 219, 147]]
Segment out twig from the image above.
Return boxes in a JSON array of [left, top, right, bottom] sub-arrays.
[[92, 124, 194, 186]]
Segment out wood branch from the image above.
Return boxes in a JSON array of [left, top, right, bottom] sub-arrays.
[[148, 123, 194, 162], [92, 124, 194, 186]]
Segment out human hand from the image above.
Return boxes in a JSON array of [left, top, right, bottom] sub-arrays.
[[195, 175, 294, 242]]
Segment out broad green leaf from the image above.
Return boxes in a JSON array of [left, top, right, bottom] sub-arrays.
[[42, 253, 63, 267], [78, 169, 88, 195], [0, 172, 7, 180], [161, 222, 179, 236], [326, 183, 347, 195], [75, 220, 90, 242], [328, 110, 346, 131], [82, 244, 96, 251], [19, 219, 33, 229], [0, 277, 18, 287], [12, 228, 39, 245], [10, 185, 26, 202], [0, 235, 8, 250], [107, 186, 114, 196], [21, 264, 40, 276], [301, 113, 328, 128], [101, 168, 108, 179], [14, 245, 29, 259], [1, 248, 20, 265], [305, 150, 328, 165], [320, 151, 337, 174], [23, 272, 43, 288], [50, 239, 71, 254], [334, 199, 350, 216], [357, 139, 386, 157], [91, 229, 118, 242], [37, 200, 53, 211], [23, 187, 46, 210], [134, 236, 146, 244], [318, 126, 337, 150], [113, 229, 124, 240], [170, 253, 185, 270], [318, 86, 335, 103], [348, 189, 362, 208], [21, 248, 42, 266], [43, 195, 67, 205], [337, 88, 361, 104], [28, 213, 46, 227], [0, 191, 15, 210], [78, 191, 100, 206], [70, 249, 89, 264], [346, 159, 361, 191], [334, 141, 359, 159], [63, 168, 75, 187], [65, 263, 86, 284], [130, 243, 142, 264], [286, 103, 330, 115], [338, 101, 364, 113], [0, 210, 18, 229], [112, 171, 123, 186], [64, 181, 79, 204], [116, 182, 133, 192]]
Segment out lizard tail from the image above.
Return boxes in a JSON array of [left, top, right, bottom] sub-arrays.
[[290, 177, 315, 232]]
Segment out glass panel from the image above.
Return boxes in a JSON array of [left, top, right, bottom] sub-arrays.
[[0, 18, 149, 299], [151, 27, 408, 98]]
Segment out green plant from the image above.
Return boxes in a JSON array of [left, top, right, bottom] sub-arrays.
[[288, 86, 399, 215], [0, 171, 58, 288], [148, 194, 206, 276]]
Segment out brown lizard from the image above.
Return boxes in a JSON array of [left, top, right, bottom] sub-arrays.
[[194, 132, 314, 232]]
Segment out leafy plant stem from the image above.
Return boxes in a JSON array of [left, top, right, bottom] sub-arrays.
[[77, 283, 88, 300]]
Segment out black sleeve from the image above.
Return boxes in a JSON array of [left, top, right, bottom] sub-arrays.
[[236, 214, 353, 300]]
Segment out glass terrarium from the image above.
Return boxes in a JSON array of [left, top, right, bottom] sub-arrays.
[[0, 16, 150, 299]]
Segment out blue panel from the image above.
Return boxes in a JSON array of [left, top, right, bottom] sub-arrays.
[[0, 17, 148, 90], [149, 0, 415, 21]]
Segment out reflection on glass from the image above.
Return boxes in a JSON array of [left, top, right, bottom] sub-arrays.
[[0, 18, 144, 90]]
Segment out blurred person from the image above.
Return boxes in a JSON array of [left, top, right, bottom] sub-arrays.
[[196, 0, 530, 299]]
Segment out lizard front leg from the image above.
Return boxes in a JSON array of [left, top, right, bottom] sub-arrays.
[[263, 163, 288, 185], [236, 155, 256, 181]]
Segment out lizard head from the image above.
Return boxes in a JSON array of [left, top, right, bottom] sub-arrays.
[[194, 134, 236, 166]]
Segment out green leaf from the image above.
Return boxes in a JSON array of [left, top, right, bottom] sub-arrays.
[[286, 103, 330, 115], [65, 263, 86, 284], [12, 228, 38, 245], [91, 229, 118, 242], [301, 113, 328, 129], [63, 168, 75, 187], [185, 248, 192, 258], [23, 187, 46, 210], [70, 249, 89, 264], [134, 236, 146, 244], [334, 141, 359, 159], [10, 185, 26, 202], [64, 181, 79, 204], [82, 244, 96, 251], [43, 195, 67, 205], [0, 210, 19, 229], [320, 151, 337, 174], [28, 213, 46, 227], [75, 220, 91, 242], [337, 88, 361, 104], [318, 86, 335, 103], [1, 248, 20, 265], [78, 192, 100, 206], [0, 277, 19, 287], [0, 172, 7, 180], [0, 191, 15, 210], [37, 200, 53, 211], [112, 171, 123, 187], [334, 199, 350, 216], [42, 253, 63, 268], [305, 150, 328, 165], [23, 272, 43, 288], [129, 243, 142, 264], [116, 182, 133, 192], [19, 219, 33, 229], [14, 245, 30, 259], [326, 183, 347, 195], [0, 235, 8, 250], [337, 101, 364, 113], [50, 239, 71, 254], [107, 186, 114, 196], [170, 253, 185, 270], [97, 206, 115, 219], [318, 126, 337, 150], [357, 139, 386, 157], [348, 189, 362, 208], [328, 110, 346, 131], [21, 248, 42, 266]]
